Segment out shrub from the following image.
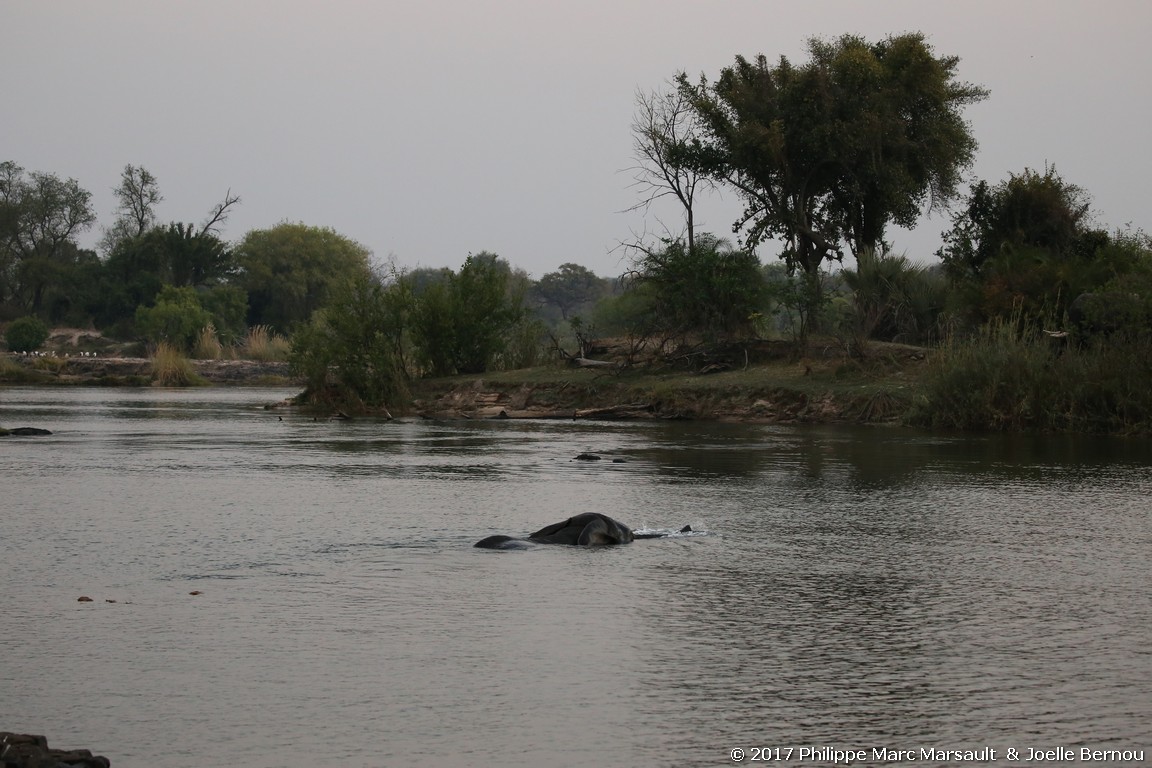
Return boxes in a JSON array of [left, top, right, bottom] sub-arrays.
[[911, 319, 1152, 434], [193, 324, 224, 360], [409, 253, 527, 376], [289, 273, 410, 411], [5, 316, 51, 353], [240, 324, 290, 361], [150, 341, 203, 386], [135, 286, 212, 351]]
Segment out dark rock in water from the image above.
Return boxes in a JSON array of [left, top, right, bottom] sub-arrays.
[[0, 732, 111, 767], [1, 426, 53, 436], [574, 452, 601, 461]]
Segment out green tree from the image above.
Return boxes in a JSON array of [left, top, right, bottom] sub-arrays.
[[410, 252, 528, 376], [674, 34, 986, 332], [842, 249, 947, 345], [235, 223, 373, 333], [199, 284, 248, 345], [290, 271, 410, 411], [100, 223, 236, 329], [534, 263, 604, 320], [0, 161, 97, 315], [134, 285, 213, 350], [938, 166, 1130, 324], [411, 277, 457, 377], [627, 233, 766, 342], [5, 315, 50, 353]]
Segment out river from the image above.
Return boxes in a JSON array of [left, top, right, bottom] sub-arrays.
[[2, 387, 1150, 767]]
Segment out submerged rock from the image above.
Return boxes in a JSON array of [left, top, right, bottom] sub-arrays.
[[0, 426, 53, 436]]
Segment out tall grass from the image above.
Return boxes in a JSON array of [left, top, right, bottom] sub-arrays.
[[911, 320, 1152, 434], [0, 355, 44, 382], [193, 324, 224, 360], [150, 341, 203, 386], [240, 325, 291, 361]]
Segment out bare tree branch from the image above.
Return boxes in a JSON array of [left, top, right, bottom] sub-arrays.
[[625, 83, 714, 253], [200, 188, 241, 236]]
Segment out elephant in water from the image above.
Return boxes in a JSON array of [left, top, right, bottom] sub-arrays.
[[475, 513, 689, 549]]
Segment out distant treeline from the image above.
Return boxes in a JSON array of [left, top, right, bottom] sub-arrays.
[[5, 30, 1152, 430]]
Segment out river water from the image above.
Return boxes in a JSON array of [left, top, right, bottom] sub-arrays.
[[2, 387, 1150, 767]]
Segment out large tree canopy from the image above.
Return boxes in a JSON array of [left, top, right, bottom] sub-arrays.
[[0, 161, 96, 314], [937, 166, 1141, 324], [534, 262, 605, 320], [234, 222, 373, 333], [676, 33, 988, 279]]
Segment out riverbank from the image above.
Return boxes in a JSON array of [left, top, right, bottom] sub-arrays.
[[2, 341, 928, 425], [1, 354, 298, 387], [408, 342, 928, 424]]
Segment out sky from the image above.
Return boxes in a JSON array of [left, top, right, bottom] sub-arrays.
[[5, 1, 1151, 279]]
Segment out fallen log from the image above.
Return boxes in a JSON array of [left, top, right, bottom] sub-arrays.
[[570, 357, 619, 369], [573, 403, 654, 420]]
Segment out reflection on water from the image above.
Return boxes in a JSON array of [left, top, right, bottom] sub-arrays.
[[2, 386, 1151, 767]]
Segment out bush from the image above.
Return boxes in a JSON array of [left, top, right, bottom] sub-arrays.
[[911, 319, 1152, 434], [240, 324, 291, 361], [150, 341, 204, 386], [135, 286, 212, 351], [289, 273, 410, 411], [627, 235, 766, 342], [409, 253, 527, 376], [193, 325, 224, 360], [5, 316, 50, 353]]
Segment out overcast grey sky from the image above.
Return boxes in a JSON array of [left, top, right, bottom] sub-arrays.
[[5, 1, 1150, 278]]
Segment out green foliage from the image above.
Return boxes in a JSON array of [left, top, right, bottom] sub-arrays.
[[627, 234, 766, 342], [198, 284, 248, 345], [589, 287, 658, 338], [843, 250, 947, 344], [410, 278, 456, 377], [135, 286, 213, 350], [675, 33, 987, 277], [912, 320, 1152, 434], [534, 263, 607, 321], [289, 272, 410, 410], [101, 223, 236, 330], [235, 222, 372, 333], [5, 315, 50, 352], [1, 161, 97, 315], [938, 166, 1137, 326], [759, 263, 815, 339], [410, 253, 528, 376], [497, 316, 548, 370]]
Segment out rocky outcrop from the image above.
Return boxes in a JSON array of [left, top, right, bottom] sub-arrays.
[[0, 732, 110, 767]]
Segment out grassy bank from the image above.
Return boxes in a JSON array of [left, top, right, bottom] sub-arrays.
[[409, 332, 1152, 436], [409, 341, 928, 425], [910, 325, 1152, 435]]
